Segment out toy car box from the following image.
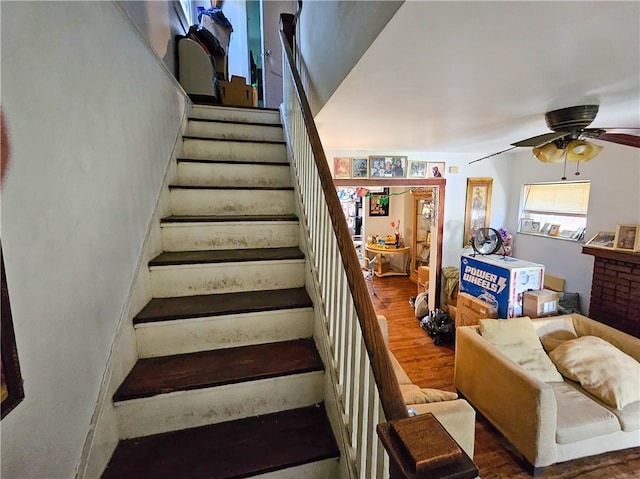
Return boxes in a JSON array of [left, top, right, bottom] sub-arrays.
[[459, 253, 545, 318]]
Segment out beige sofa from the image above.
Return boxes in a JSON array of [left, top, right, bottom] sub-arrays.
[[378, 316, 476, 458], [455, 313, 640, 475]]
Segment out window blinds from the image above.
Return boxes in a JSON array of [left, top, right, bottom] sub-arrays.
[[523, 182, 591, 215]]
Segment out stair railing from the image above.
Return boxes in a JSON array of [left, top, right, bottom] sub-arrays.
[[279, 19, 409, 479]]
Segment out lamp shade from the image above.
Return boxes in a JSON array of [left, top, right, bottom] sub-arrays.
[[566, 140, 603, 162], [533, 142, 565, 163]]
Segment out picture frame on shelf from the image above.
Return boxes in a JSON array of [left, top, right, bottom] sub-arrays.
[[408, 160, 428, 178], [368, 156, 407, 178], [351, 158, 368, 178], [520, 218, 532, 233], [614, 224, 639, 251], [585, 231, 616, 249], [427, 161, 445, 178], [333, 157, 351, 179], [548, 224, 561, 236], [530, 222, 541, 234], [463, 178, 493, 247], [559, 230, 575, 239]]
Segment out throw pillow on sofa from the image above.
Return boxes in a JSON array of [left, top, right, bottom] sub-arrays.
[[400, 384, 458, 404], [549, 335, 640, 410], [479, 317, 564, 383]]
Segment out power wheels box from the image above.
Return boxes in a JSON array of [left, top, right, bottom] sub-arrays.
[[459, 253, 544, 318]]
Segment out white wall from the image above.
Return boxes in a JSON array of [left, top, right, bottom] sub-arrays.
[[0, 3, 186, 477], [297, 0, 403, 115]]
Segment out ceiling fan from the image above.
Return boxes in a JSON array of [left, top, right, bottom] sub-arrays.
[[470, 105, 640, 178]]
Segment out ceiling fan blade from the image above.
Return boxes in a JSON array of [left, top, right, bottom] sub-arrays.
[[595, 133, 640, 148], [511, 132, 570, 148]]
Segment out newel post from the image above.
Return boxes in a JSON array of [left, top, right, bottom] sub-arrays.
[[377, 413, 478, 479]]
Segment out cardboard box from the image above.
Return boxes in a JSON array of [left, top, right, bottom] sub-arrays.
[[523, 289, 559, 318], [455, 292, 498, 328], [219, 75, 254, 107], [459, 253, 545, 318]]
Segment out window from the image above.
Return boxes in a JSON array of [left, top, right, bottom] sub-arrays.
[[518, 181, 590, 241]]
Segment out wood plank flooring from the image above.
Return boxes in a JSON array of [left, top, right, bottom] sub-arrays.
[[371, 275, 640, 479]]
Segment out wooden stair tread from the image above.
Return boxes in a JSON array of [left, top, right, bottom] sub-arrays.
[[161, 214, 298, 223], [149, 247, 304, 266], [187, 117, 283, 128], [134, 287, 312, 324], [169, 185, 293, 191], [182, 135, 285, 145], [113, 338, 322, 401], [101, 405, 339, 479]]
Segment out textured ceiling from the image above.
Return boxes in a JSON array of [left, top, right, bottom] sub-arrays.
[[315, 1, 640, 159]]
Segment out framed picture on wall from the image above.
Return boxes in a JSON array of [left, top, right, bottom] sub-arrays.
[[408, 160, 428, 178], [463, 178, 493, 247], [368, 156, 407, 178], [614, 224, 639, 251], [351, 158, 368, 178], [369, 188, 390, 217], [333, 157, 351, 179], [427, 161, 445, 178]]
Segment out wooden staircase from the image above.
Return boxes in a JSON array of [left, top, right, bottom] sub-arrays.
[[102, 105, 339, 478]]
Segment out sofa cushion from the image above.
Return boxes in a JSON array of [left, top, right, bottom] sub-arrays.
[[549, 335, 640, 410], [540, 330, 578, 353], [551, 382, 620, 444], [479, 317, 563, 383], [400, 384, 458, 404], [480, 317, 542, 350]]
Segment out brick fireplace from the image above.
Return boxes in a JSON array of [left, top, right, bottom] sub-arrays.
[[583, 246, 640, 338]]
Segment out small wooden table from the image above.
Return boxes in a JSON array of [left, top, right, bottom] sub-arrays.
[[365, 244, 410, 277]]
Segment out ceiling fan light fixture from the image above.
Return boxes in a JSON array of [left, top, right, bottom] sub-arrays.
[[533, 142, 565, 163], [566, 140, 603, 162]]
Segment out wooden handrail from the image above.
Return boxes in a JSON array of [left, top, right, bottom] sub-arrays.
[[278, 25, 408, 424]]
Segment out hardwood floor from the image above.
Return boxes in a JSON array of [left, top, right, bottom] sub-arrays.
[[370, 275, 640, 479]]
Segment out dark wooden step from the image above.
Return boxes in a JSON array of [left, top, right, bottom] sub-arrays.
[[134, 287, 312, 324], [169, 185, 294, 191], [148, 247, 304, 267], [182, 135, 286, 145], [161, 214, 298, 224], [188, 117, 283, 129], [113, 338, 322, 402], [177, 158, 290, 166], [101, 404, 339, 479]]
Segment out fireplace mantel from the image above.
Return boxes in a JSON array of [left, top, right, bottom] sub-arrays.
[[582, 246, 640, 338]]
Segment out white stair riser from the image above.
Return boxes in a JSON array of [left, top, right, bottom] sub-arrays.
[[170, 189, 295, 216], [116, 372, 324, 439], [253, 459, 340, 479], [182, 138, 287, 163], [177, 162, 291, 188], [161, 220, 299, 251], [150, 260, 306, 297], [136, 308, 314, 358], [190, 105, 281, 124], [186, 121, 284, 142]]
